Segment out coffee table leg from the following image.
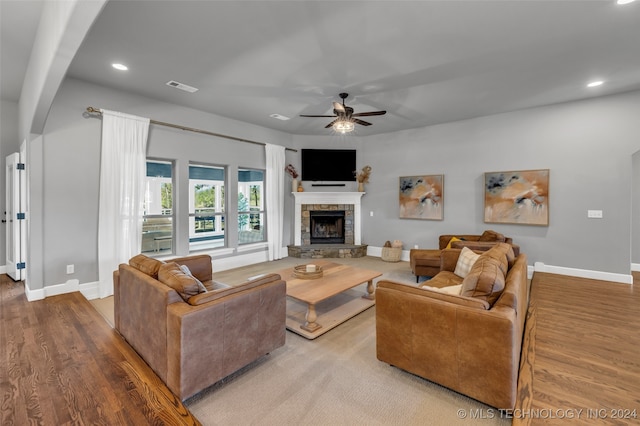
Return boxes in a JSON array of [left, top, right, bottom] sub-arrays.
[[362, 279, 375, 300], [301, 303, 322, 332]]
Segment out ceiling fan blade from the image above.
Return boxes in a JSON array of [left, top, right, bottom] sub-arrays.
[[325, 119, 339, 129], [352, 110, 387, 117], [300, 115, 338, 118], [353, 118, 372, 126], [333, 101, 345, 113]]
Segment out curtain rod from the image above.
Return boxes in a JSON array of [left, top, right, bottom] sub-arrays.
[[85, 107, 297, 152]]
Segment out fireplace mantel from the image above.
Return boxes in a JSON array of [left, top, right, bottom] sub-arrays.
[[293, 192, 364, 246]]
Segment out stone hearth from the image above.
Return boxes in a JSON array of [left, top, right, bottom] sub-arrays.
[[287, 244, 368, 259]]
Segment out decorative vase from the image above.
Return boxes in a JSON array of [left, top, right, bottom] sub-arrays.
[[297, 184, 304, 192], [358, 181, 365, 192], [292, 178, 298, 193]]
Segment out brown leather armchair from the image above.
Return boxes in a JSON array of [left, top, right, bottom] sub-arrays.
[[410, 230, 520, 281], [113, 254, 286, 400]]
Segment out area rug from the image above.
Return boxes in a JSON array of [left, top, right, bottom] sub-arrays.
[[185, 308, 508, 426]]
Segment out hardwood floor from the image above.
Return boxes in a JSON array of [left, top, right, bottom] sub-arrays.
[[515, 272, 640, 425], [1, 268, 638, 425], [0, 274, 200, 426]]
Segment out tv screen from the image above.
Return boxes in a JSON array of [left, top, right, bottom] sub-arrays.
[[301, 149, 356, 181]]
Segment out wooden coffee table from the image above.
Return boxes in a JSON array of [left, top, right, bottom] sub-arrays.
[[276, 260, 382, 339]]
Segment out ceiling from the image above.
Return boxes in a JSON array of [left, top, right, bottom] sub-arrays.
[[3, 1, 640, 136]]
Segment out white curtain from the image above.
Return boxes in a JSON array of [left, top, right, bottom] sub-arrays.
[[265, 143, 286, 261], [98, 110, 150, 298]]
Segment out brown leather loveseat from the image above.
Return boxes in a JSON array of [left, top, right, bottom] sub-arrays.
[[113, 253, 286, 401], [376, 243, 529, 409]]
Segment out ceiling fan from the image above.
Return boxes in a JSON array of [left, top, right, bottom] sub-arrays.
[[300, 93, 386, 133]]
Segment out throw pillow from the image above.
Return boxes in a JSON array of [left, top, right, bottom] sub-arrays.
[[460, 256, 506, 305], [129, 254, 163, 279], [179, 264, 207, 293], [421, 284, 463, 295], [478, 230, 505, 242], [453, 247, 481, 278], [446, 236, 462, 249], [158, 262, 206, 301]]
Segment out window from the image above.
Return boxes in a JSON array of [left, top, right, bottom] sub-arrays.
[[143, 160, 173, 255], [238, 168, 265, 244], [189, 164, 225, 251]]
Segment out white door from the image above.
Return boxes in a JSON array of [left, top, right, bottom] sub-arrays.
[[5, 152, 24, 281]]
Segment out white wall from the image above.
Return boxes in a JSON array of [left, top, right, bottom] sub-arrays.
[[297, 90, 640, 276]]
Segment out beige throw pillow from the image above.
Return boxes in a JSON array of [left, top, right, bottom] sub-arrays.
[[454, 247, 481, 278]]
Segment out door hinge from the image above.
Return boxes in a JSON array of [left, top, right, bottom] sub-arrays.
[[17, 262, 26, 270], [17, 213, 25, 220], [17, 163, 25, 170]]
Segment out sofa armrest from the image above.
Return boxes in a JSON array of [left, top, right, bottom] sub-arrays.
[[187, 273, 282, 305], [166, 274, 286, 400]]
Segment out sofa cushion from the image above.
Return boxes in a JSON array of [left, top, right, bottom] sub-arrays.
[[460, 256, 506, 305], [478, 230, 505, 242], [453, 247, 481, 278], [129, 254, 164, 279], [158, 262, 206, 301]]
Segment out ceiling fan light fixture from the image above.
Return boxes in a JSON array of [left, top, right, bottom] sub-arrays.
[[333, 119, 355, 134]]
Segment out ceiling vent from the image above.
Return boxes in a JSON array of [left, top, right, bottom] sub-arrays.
[[166, 80, 199, 93]]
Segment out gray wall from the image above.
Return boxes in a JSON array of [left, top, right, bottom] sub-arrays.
[[35, 78, 294, 289], [296, 90, 640, 275], [7, 77, 640, 288], [0, 100, 21, 270]]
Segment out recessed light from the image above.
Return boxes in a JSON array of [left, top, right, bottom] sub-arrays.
[[112, 63, 128, 71], [617, 0, 636, 5], [270, 113, 290, 121], [587, 80, 604, 88]]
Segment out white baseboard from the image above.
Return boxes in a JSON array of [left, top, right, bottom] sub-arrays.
[[79, 281, 100, 300], [631, 263, 640, 272], [367, 246, 624, 283], [25, 278, 80, 301], [0, 265, 6, 275], [534, 262, 633, 285]]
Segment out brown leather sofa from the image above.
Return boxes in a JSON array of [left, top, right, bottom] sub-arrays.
[[377, 243, 529, 409], [113, 253, 286, 401], [410, 230, 520, 281]]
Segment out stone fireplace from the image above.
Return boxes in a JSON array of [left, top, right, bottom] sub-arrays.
[[289, 192, 366, 258]]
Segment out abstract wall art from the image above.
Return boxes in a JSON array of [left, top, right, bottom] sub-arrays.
[[484, 169, 549, 226], [399, 175, 444, 220]]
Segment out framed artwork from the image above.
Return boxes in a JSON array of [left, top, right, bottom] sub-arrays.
[[399, 175, 444, 220], [484, 169, 549, 226]]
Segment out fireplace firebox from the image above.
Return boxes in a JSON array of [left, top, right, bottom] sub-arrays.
[[310, 210, 345, 244]]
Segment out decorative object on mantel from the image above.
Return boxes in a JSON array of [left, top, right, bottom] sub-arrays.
[[286, 164, 299, 193], [354, 165, 372, 192], [297, 183, 304, 192], [293, 264, 324, 279], [381, 239, 403, 262]]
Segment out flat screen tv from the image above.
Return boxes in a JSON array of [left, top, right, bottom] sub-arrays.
[[301, 149, 356, 181]]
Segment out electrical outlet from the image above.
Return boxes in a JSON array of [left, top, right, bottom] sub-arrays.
[[66, 264, 74, 274], [587, 210, 603, 219]]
